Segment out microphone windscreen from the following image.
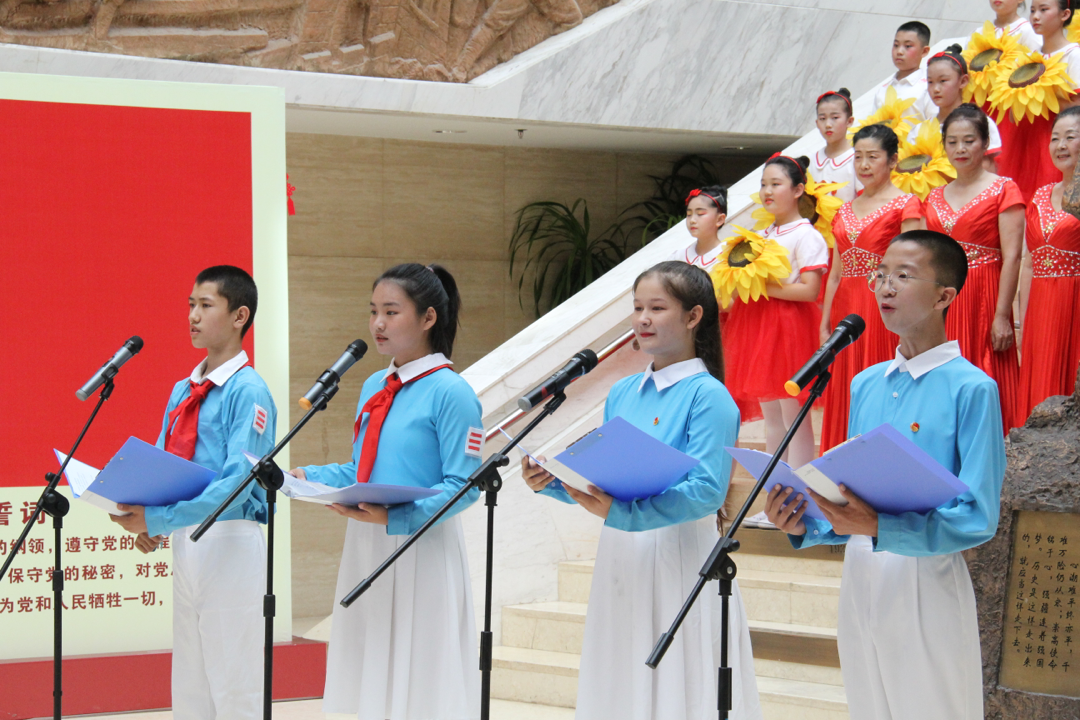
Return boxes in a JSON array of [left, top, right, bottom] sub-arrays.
[[129, 336, 145, 353], [841, 314, 866, 338]]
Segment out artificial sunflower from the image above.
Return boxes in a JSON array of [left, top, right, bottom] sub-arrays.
[[891, 119, 956, 200], [962, 21, 1026, 106], [987, 48, 1076, 124], [709, 225, 792, 307], [849, 86, 918, 140], [750, 172, 847, 248]]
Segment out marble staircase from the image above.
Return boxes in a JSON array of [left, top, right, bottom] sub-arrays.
[[489, 411, 852, 719]]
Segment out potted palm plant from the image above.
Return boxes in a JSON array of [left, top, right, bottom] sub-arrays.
[[508, 198, 627, 317]]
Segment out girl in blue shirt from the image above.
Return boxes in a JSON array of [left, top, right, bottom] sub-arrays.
[[291, 263, 482, 720], [523, 261, 762, 720]]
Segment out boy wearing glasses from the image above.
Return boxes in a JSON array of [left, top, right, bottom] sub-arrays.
[[764, 230, 1006, 720]]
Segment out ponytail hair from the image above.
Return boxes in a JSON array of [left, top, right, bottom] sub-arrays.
[[373, 263, 462, 358], [685, 184, 728, 214], [928, 43, 968, 75], [764, 154, 810, 188], [633, 261, 724, 382], [816, 88, 852, 117]]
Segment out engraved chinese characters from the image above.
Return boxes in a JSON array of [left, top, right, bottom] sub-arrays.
[[1000, 511, 1080, 697]]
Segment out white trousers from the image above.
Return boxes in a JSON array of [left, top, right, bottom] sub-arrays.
[[837, 536, 983, 720], [171, 519, 266, 720], [575, 517, 762, 720], [323, 517, 479, 720]]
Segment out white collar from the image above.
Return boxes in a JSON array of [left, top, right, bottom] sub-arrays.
[[892, 67, 926, 86], [883, 341, 961, 379], [685, 241, 724, 266], [816, 147, 854, 167], [637, 358, 708, 392], [191, 350, 249, 386], [387, 352, 453, 383], [769, 218, 811, 236]]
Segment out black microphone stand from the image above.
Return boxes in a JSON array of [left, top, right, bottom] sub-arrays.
[[190, 382, 341, 720], [646, 371, 831, 720], [0, 378, 115, 720], [340, 391, 568, 720]]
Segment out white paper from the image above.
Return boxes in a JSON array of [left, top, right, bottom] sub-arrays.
[[793, 463, 847, 506], [53, 450, 130, 516], [242, 451, 339, 504]]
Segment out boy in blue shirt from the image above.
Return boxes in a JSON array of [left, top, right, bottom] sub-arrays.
[[112, 265, 277, 720], [764, 231, 1005, 720]]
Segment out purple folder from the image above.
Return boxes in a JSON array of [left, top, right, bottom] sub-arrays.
[[727, 423, 969, 521]]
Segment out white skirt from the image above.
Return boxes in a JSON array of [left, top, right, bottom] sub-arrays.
[[323, 516, 480, 720], [837, 536, 982, 720], [575, 517, 763, 720]]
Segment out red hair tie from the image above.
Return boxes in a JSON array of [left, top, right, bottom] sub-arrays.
[[816, 90, 852, 111], [684, 188, 724, 210], [766, 153, 807, 184], [931, 51, 965, 72]]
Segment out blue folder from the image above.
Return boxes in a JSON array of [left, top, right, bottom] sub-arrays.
[[543, 416, 700, 502], [80, 436, 218, 507], [727, 423, 970, 522]]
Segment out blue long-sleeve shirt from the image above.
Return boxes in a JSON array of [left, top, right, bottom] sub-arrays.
[[145, 360, 277, 538], [793, 349, 1006, 556], [301, 361, 482, 536], [539, 360, 740, 532]]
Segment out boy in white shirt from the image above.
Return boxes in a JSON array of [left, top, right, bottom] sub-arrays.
[[872, 21, 936, 123]]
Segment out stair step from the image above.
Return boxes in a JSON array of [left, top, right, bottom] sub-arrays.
[[749, 619, 840, 668], [491, 646, 579, 708], [491, 643, 847, 715], [557, 560, 594, 604], [759, 677, 849, 719], [739, 568, 841, 629], [755, 658, 844, 687], [502, 601, 587, 654]]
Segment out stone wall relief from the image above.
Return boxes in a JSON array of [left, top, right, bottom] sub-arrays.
[[0, 0, 613, 81]]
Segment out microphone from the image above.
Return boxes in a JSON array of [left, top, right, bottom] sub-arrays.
[[299, 340, 368, 409], [785, 314, 865, 396], [76, 336, 144, 401], [517, 349, 599, 411]]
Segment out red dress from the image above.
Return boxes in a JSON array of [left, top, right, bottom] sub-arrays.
[[819, 194, 922, 453], [1019, 184, 1080, 418], [996, 115, 1060, 202], [924, 177, 1024, 430], [723, 219, 829, 421]]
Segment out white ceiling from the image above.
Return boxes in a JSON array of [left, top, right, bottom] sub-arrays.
[[286, 106, 796, 155]]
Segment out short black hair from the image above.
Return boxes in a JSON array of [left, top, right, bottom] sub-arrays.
[[942, 103, 991, 146], [852, 123, 900, 156], [890, 229, 968, 293], [897, 21, 931, 47], [195, 265, 258, 337]]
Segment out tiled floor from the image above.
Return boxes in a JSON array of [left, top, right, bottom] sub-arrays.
[[77, 698, 574, 720]]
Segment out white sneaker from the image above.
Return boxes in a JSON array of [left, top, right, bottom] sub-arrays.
[[743, 510, 777, 529]]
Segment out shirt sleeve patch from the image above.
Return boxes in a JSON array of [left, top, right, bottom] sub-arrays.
[[465, 427, 484, 458], [253, 404, 269, 435]]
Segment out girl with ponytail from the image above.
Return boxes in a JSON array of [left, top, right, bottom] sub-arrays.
[[997, 0, 1080, 199], [811, 88, 862, 202], [724, 155, 829, 469], [675, 184, 728, 268], [917, 45, 1003, 168], [522, 261, 762, 720], [291, 262, 483, 719]]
